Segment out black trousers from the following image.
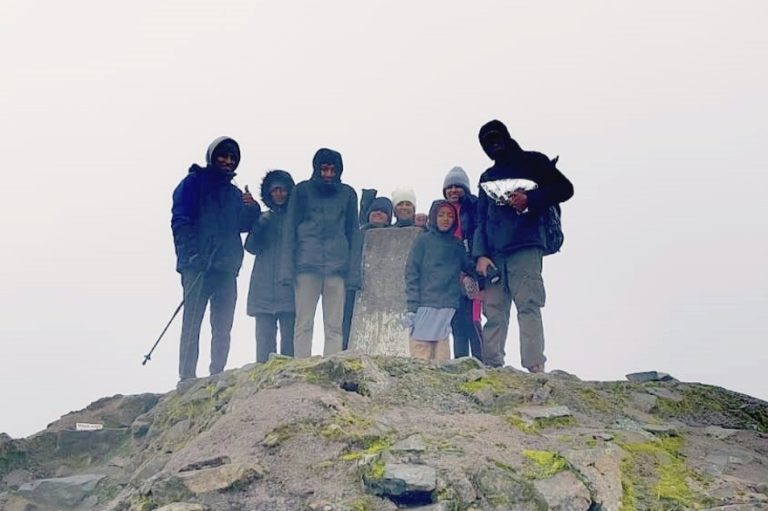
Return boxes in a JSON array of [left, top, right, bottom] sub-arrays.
[[179, 270, 237, 380], [451, 297, 483, 360], [254, 312, 295, 363]]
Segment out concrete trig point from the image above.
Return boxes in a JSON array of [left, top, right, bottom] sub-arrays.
[[349, 227, 421, 356]]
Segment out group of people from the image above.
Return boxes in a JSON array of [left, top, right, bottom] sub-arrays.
[[170, 120, 574, 387]]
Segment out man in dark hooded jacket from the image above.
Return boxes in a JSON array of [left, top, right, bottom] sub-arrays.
[[474, 120, 573, 373], [279, 148, 361, 358], [245, 169, 295, 363], [171, 136, 260, 384]]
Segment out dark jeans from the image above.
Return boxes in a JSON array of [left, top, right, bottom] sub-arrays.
[[179, 270, 237, 380], [255, 312, 295, 362], [451, 297, 483, 359]]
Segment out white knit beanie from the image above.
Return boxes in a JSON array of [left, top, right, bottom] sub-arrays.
[[391, 187, 417, 209]]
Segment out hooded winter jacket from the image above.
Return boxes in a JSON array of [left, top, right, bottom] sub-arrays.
[[405, 201, 475, 313], [473, 120, 574, 259], [171, 137, 260, 274], [278, 148, 362, 288], [245, 170, 296, 315]]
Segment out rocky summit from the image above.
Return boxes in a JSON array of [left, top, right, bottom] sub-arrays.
[[2, 354, 768, 511]]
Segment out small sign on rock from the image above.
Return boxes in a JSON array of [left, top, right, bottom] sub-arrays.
[[75, 423, 104, 432]]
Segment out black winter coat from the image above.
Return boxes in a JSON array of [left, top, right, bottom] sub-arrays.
[[405, 201, 475, 312], [245, 170, 295, 315], [171, 164, 259, 274], [473, 120, 574, 259], [278, 149, 362, 288]]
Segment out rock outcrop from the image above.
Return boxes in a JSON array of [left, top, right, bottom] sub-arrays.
[[1, 353, 767, 510]]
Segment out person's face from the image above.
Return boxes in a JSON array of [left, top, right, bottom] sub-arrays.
[[368, 210, 389, 226], [214, 153, 237, 173], [444, 185, 465, 204], [414, 213, 428, 228], [395, 201, 415, 220], [436, 206, 455, 232], [270, 186, 288, 206], [483, 131, 507, 158], [319, 163, 336, 183]]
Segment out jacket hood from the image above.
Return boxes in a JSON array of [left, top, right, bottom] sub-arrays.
[[478, 120, 522, 160], [205, 136, 241, 172], [428, 199, 458, 234], [260, 169, 295, 211], [365, 196, 393, 225], [311, 148, 344, 183], [442, 166, 472, 197]]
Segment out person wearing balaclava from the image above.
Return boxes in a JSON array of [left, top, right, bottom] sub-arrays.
[[245, 169, 296, 363], [171, 136, 260, 388], [474, 120, 573, 373], [278, 148, 362, 358], [441, 166, 483, 360]]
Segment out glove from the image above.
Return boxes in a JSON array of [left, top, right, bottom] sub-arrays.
[[462, 275, 480, 300], [401, 312, 416, 330]]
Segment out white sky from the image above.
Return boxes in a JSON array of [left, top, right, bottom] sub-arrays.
[[1, 1, 766, 438]]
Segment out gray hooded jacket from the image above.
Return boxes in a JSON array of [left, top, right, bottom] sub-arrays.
[[278, 148, 362, 288]]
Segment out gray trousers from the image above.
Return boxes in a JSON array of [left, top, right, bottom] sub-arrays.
[[255, 312, 295, 363], [179, 270, 237, 380], [482, 248, 546, 369], [293, 273, 345, 358]]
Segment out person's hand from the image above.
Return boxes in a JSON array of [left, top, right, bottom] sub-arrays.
[[185, 253, 206, 273], [507, 190, 528, 212], [476, 256, 496, 277], [243, 185, 258, 206], [401, 312, 416, 329]]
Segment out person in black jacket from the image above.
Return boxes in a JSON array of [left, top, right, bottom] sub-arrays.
[[245, 170, 296, 363], [405, 200, 475, 362], [279, 148, 361, 358], [442, 166, 483, 360], [171, 136, 260, 384], [473, 120, 574, 373]]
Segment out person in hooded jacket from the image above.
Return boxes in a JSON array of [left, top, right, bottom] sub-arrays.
[[474, 120, 574, 373], [171, 136, 260, 385], [279, 148, 361, 358], [342, 196, 393, 349], [442, 166, 483, 360], [245, 170, 296, 363], [405, 200, 476, 362]]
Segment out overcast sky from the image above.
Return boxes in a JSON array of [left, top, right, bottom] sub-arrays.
[[1, 0, 766, 438]]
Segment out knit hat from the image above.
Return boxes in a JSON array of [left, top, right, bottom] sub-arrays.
[[442, 166, 471, 196], [391, 187, 417, 210], [366, 197, 393, 225]]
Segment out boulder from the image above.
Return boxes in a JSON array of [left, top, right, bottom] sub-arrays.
[[564, 446, 624, 511], [365, 463, 436, 504], [625, 371, 676, 383], [517, 406, 572, 420], [178, 463, 264, 494], [17, 474, 105, 508], [533, 470, 592, 511]]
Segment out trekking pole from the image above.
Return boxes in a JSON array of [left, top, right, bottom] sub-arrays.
[[141, 270, 205, 366], [142, 246, 219, 366]]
